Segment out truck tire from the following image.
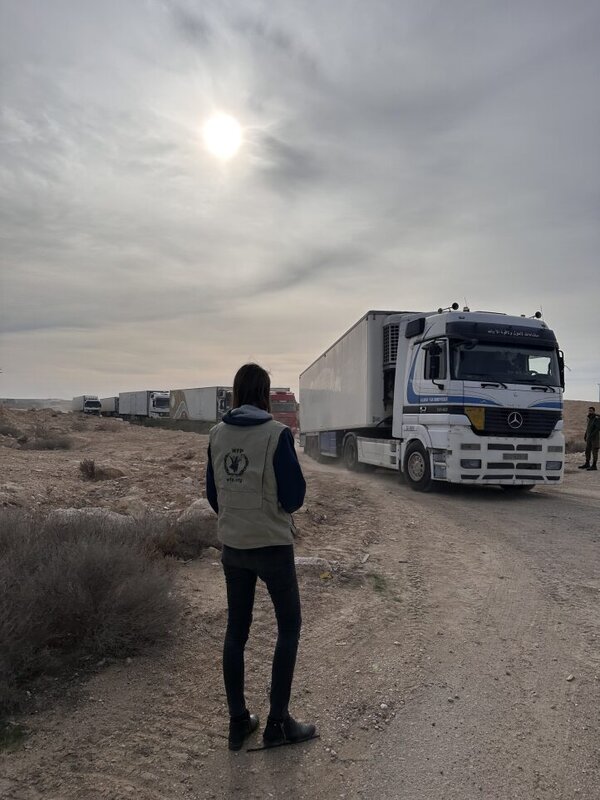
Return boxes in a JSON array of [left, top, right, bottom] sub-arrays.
[[343, 434, 366, 472], [404, 441, 432, 492]]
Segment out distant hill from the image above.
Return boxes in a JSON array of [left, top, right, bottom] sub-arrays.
[[0, 398, 71, 413]]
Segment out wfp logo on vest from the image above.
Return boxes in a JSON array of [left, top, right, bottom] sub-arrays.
[[224, 449, 249, 482]]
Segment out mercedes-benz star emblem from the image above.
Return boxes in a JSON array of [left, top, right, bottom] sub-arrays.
[[507, 411, 524, 429]]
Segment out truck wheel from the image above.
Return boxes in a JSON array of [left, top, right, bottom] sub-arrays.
[[343, 435, 366, 472], [404, 442, 432, 492]]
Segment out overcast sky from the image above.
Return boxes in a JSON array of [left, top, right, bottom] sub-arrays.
[[1, 0, 599, 401]]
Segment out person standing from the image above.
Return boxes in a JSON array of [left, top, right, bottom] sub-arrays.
[[206, 363, 316, 751], [579, 406, 600, 471]]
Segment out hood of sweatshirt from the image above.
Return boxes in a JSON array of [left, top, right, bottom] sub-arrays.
[[222, 404, 273, 426]]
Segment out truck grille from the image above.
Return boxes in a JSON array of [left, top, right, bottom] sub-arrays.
[[383, 324, 399, 368], [474, 408, 561, 438]]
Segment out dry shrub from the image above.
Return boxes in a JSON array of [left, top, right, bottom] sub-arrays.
[[70, 416, 89, 432], [79, 459, 96, 480], [0, 422, 22, 438], [22, 435, 73, 451], [96, 419, 121, 432], [565, 437, 584, 454], [0, 510, 179, 718]]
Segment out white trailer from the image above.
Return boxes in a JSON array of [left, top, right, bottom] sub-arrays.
[[170, 387, 232, 422], [119, 390, 170, 419], [300, 308, 565, 492], [72, 395, 101, 415], [100, 396, 119, 416]]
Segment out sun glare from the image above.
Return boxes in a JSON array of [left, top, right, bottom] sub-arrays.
[[202, 113, 243, 160]]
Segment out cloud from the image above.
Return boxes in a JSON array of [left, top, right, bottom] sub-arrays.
[[1, 1, 600, 400]]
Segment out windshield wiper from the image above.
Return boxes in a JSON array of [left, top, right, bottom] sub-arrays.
[[530, 385, 556, 393], [461, 374, 508, 389], [480, 381, 508, 389]]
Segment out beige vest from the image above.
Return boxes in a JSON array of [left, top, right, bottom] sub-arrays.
[[209, 419, 295, 549]]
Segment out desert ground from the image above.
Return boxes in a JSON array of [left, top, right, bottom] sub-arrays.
[[1, 404, 599, 800]]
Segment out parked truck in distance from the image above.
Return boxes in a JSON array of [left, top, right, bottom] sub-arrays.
[[72, 395, 101, 415], [170, 386, 232, 422], [100, 396, 119, 417], [300, 307, 565, 492], [270, 388, 299, 434], [119, 390, 170, 420]]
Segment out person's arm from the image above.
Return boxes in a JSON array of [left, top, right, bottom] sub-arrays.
[[205, 445, 219, 514], [273, 428, 306, 513]]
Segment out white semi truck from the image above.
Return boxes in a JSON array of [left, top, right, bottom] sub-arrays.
[[170, 386, 233, 422], [300, 307, 565, 492], [71, 395, 101, 415], [100, 396, 119, 416], [119, 390, 170, 420]]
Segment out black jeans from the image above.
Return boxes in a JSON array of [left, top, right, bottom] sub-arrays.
[[221, 544, 302, 721]]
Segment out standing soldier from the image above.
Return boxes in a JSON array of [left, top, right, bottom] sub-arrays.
[[579, 406, 600, 471]]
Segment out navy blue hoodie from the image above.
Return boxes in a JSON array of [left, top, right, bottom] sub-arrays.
[[205, 404, 306, 515]]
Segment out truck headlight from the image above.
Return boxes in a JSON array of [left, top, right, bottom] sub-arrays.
[[546, 461, 562, 471], [460, 459, 482, 469]]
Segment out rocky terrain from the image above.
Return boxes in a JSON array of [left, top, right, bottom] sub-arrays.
[[1, 405, 599, 799]]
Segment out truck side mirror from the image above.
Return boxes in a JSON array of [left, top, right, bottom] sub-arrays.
[[425, 342, 443, 381], [558, 349, 565, 389], [428, 356, 441, 381]]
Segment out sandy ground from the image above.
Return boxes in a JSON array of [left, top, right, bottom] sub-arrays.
[[1, 409, 600, 799]]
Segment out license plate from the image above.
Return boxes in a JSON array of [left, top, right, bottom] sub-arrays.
[[505, 453, 528, 460]]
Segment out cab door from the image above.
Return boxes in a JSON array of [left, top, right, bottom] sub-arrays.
[[414, 339, 450, 414]]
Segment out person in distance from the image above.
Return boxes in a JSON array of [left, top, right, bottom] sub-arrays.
[[579, 406, 600, 471], [206, 363, 316, 751]]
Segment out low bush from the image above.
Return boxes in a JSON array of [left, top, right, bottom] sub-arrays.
[[79, 459, 96, 480], [0, 510, 179, 718], [0, 422, 22, 438], [565, 437, 584, 454], [22, 435, 73, 451]]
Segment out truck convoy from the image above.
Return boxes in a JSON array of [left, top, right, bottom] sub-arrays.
[[118, 390, 170, 420], [170, 387, 232, 422], [300, 307, 565, 492], [170, 385, 299, 431], [71, 395, 101, 415]]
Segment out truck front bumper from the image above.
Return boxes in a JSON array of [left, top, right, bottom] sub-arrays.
[[442, 427, 564, 486]]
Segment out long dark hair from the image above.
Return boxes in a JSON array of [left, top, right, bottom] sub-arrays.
[[232, 363, 271, 412]]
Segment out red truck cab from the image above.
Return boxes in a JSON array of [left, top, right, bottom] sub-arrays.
[[270, 388, 299, 435]]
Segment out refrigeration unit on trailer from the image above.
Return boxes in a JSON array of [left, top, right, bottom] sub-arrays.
[[119, 390, 170, 420], [300, 307, 565, 492], [170, 387, 232, 422], [72, 395, 101, 415]]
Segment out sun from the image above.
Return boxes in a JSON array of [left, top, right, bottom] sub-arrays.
[[202, 113, 243, 160]]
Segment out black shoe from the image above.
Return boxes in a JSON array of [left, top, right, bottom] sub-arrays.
[[229, 711, 259, 751], [578, 463, 590, 469], [587, 465, 597, 471], [262, 715, 317, 748]]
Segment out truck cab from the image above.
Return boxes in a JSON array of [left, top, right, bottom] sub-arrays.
[[270, 388, 299, 434], [389, 310, 564, 489]]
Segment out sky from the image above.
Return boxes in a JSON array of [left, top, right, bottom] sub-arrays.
[[1, 0, 599, 401]]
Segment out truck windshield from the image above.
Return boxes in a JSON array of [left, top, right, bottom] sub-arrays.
[[272, 402, 296, 412], [451, 343, 560, 386], [85, 401, 101, 408], [154, 396, 170, 409]]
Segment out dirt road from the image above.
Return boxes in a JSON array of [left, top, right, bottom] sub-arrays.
[[2, 436, 600, 800]]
